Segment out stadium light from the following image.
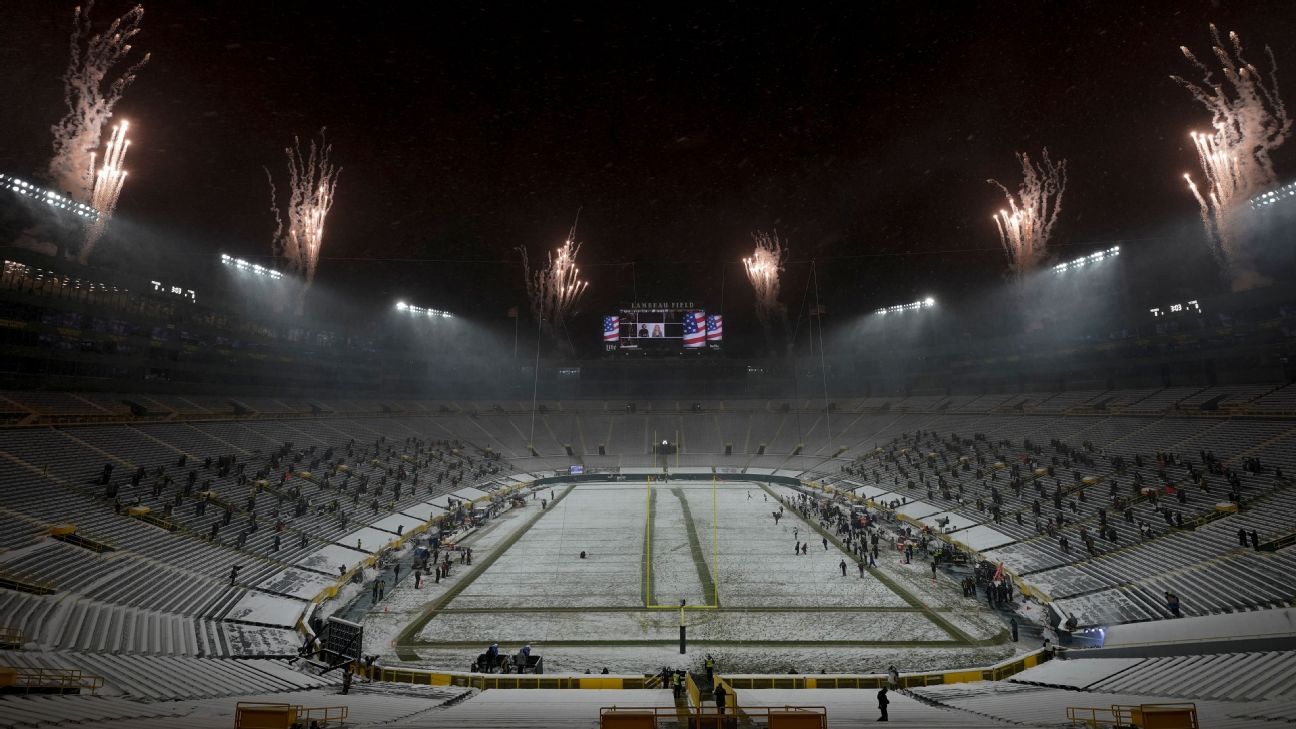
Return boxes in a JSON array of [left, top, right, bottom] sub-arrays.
[[0, 172, 100, 221], [395, 300, 452, 319], [1053, 246, 1120, 273], [221, 253, 283, 280], [1248, 180, 1296, 210], [1150, 299, 1201, 318], [875, 297, 936, 316]]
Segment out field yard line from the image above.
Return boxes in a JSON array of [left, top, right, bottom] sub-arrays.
[[671, 487, 720, 607], [642, 483, 657, 607], [434, 605, 932, 613], [408, 638, 969, 648]]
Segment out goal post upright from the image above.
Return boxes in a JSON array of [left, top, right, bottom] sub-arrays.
[[644, 474, 652, 607], [712, 474, 718, 607]]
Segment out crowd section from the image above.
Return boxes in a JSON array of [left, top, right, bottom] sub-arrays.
[[0, 416, 513, 663], [813, 416, 1296, 626]]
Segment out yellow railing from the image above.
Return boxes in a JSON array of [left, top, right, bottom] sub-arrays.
[[362, 648, 1041, 695], [723, 648, 1049, 691], [235, 701, 349, 728], [1067, 702, 1198, 728], [685, 671, 701, 707], [0, 666, 102, 694]]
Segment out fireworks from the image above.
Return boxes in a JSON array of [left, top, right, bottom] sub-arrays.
[[80, 121, 132, 263], [744, 230, 788, 349], [519, 227, 588, 342], [48, 2, 149, 203], [1174, 25, 1290, 290], [266, 130, 341, 311], [988, 150, 1067, 281]]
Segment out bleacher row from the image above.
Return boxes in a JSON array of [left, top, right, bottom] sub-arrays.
[[3, 382, 1296, 423], [1010, 650, 1296, 701], [0, 414, 516, 668], [800, 410, 1296, 627]]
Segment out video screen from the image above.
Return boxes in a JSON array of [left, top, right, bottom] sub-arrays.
[[622, 310, 683, 341], [603, 308, 721, 351]]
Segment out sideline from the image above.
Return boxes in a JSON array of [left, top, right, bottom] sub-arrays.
[[759, 482, 980, 645], [394, 483, 576, 659]]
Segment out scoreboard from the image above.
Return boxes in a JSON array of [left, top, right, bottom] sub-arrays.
[[603, 301, 722, 352]]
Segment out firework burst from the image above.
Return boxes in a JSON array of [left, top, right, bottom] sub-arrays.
[[1174, 25, 1290, 290], [519, 222, 588, 344], [744, 230, 788, 350], [266, 130, 341, 312], [48, 2, 149, 203], [988, 149, 1067, 282], [80, 120, 132, 263]]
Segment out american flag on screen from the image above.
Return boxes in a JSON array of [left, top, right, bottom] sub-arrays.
[[603, 315, 620, 342], [683, 311, 707, 347], [706, 314, 723, 342]]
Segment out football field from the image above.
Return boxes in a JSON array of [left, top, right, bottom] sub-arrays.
[[388, 480, 1014, 673]]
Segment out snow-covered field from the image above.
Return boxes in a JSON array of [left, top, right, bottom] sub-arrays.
[[426, 608, 949, 643], [682, 483, 909, 608], [366, 481, 1020, 673], [443, 485, 645, 609]]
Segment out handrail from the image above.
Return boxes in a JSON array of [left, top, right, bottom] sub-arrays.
[[1068, 702, 1198, 728], [719, 648, 1050, 691], [0, 570, 56, 594], [1, 666, 102, 694]]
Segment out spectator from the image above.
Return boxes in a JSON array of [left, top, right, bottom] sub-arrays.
[[1165, 591, 1181, 618]]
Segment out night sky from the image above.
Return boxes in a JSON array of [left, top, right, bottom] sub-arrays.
[[3, 1, 1295, 351]]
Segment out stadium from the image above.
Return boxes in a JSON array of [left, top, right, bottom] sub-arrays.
[[3, 3, 1296, 728]]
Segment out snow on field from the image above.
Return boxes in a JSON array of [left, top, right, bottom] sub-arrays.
[[403, 642, 1020, 676], [650, 486, 705, 605], [682, 483, 909, 608], [938, 608, 1008, 641], [439, 485, 644, 611], [423, 609, 952, 644], [369, 481, 1020, 674]]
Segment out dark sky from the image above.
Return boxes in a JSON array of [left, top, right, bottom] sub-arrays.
[[2, 1, 1295, 348]]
